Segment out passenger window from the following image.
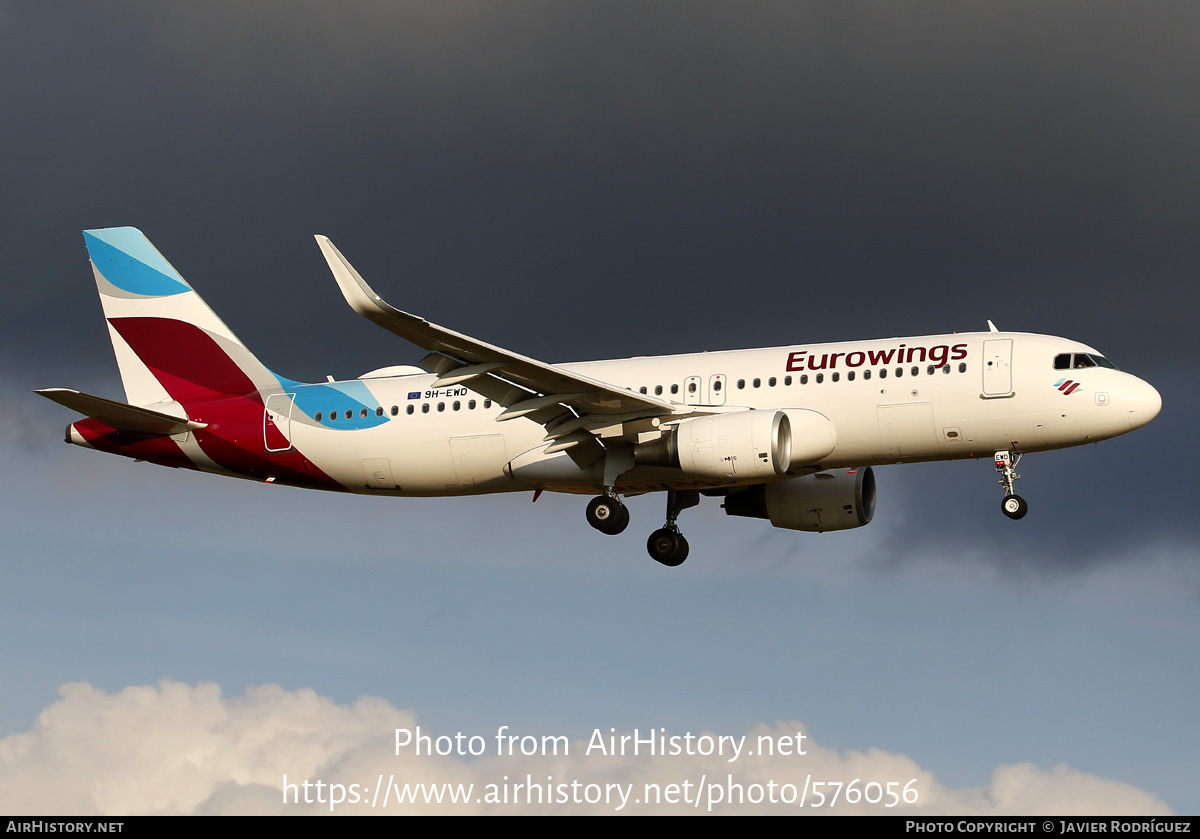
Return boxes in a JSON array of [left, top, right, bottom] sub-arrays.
[[468, 399, 476, 409], [390, 405, 398, 416], [375, 407, 384, 417], [958, 363, 967, 373], [406, 405, 414, 415], [639, 386, 648, 394], [927, 365, 935, 375], [895, 368, 903, 378], [832, 372, 840, 382], [847, 371, 855, 381], [864, 370, 872, 380], [753, 378, 761, 388], [670, 384, 679, 395], [346, 410, 353, 420], [453, 401, 460, 411], [437, 402, 445, 412], [737, 379, 746, 389], [784, 376, 792, 386], [816, 373, 824, 384], [484, 399, 492, 409], [911, 366, 918, 376], [688, 382, 697, 393], [421, 404, 430, 413], [655, 385, 663, 395], [768, 377, 776, 387], [879, 369, 887, 379], [315, 412, 323, 422], [714, 380, 722, 392]]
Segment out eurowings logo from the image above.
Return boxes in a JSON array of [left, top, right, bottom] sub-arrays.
[[1054, 378, 1082, 395]]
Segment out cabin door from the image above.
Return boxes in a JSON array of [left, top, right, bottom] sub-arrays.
[[708, 374, 727, 405], [264, 393, 295, 452], [982, 339, 1014, 397]]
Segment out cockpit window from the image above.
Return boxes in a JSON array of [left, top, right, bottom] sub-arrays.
[[1055, 352, 1118, 371]]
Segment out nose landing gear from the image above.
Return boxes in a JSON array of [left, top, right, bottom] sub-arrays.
[[994, 450, 1028, 520]]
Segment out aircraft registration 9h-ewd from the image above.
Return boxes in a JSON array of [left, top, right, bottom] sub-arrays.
[[38, 228, 1162, 566]]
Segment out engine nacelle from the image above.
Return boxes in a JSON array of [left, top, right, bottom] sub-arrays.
[[778, 408, 838, 465], [636, 410, 792, 480], [722, 466, 876, 532]]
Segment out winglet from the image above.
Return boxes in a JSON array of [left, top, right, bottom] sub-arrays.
[[315, 235, 418, 326]]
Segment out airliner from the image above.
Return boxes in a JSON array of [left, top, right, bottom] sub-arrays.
[[37, 228, 1162, 566]]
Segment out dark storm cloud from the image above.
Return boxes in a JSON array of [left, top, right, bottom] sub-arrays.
[[143, 2, 1200, 339], [4, 2, 1195, 562], [5, 2, 1198, 355]]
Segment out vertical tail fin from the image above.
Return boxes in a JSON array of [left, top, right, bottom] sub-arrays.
[[84, 227, 282, 406]]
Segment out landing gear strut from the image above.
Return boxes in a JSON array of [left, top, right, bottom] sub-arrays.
[[586, 492, 629, 535], [994, 450, 1028, 520], [647, 490, 699, 566]]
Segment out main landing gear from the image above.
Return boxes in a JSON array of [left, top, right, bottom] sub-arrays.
[[585, 492, 629, 535], [646, 490, 699, 567], [584, 489, 700, 566], [994, 450, 1028, 520]]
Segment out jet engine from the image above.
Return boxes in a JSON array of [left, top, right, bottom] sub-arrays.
[[636, 410, 792, 480], [722, 466, 876, 532]]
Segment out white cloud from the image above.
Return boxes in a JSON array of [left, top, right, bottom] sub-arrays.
[[0, 680, 1171, 815]]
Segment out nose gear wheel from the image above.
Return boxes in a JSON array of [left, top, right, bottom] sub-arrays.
[[1001, 494, 1028, 520]]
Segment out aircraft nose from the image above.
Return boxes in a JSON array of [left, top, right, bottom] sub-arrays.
[[1125, 377, 1162, 430]]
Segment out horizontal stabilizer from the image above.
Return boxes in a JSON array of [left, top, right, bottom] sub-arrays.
[[34, 388, 206, 435]]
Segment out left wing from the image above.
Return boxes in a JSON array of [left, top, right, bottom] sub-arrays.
[[316, 237, 683, 462]]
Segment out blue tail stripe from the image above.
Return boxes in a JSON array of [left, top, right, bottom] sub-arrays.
[[275, 376, 388, 429], [84, 228, 190, 297]]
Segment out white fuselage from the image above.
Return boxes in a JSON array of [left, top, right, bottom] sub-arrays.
[[274, 330, 1160, 497], [52, 227, 1164, 564]]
